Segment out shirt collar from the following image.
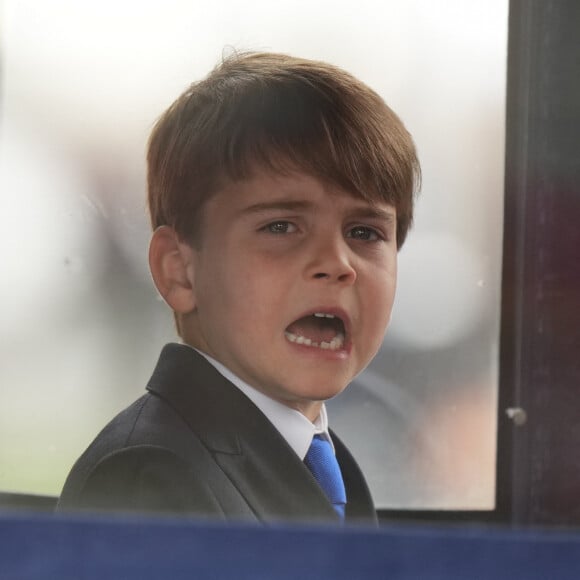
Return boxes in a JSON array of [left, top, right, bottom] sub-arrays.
[[190, 346, 333, 460]]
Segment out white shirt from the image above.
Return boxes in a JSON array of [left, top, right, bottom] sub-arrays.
[[190, 347, 334, 460]]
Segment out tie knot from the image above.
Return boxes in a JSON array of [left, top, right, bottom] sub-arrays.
[[304, 434, 346, 518]]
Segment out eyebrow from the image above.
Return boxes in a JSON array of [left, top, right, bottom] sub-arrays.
[[350, 207, 396, 223], [239, 200, 315, 215], [239, 200, 396, 223]]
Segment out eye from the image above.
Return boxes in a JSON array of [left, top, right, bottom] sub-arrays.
[[346, 225, 382, 241], [263, 221, 297, 234]]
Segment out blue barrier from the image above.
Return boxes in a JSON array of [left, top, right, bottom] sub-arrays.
[[1, 512, 580, 579]]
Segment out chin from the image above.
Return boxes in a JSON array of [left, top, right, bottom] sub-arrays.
[[298, 384, 347, 402]]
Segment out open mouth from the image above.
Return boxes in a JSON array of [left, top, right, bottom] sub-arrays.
[[284, 312, 347, 351]]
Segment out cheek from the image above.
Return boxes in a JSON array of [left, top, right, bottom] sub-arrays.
[[381, 259, 398, 312], [366, 271, 397, 332], [204, 260, 276, 325], [194, 257, 239, 322], [362, 281, 396, 363]]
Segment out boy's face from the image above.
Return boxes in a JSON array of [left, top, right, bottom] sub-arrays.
[[182, 170, 397, 421]]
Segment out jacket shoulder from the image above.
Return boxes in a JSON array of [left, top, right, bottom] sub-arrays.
[[57, 393, 226, 516], [57, 444, 225, 516]]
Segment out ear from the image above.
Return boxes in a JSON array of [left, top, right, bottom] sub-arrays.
[[148, 226, 197, 313]]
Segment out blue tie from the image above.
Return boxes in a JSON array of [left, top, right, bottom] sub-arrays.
[[304, 434, 347, 519]]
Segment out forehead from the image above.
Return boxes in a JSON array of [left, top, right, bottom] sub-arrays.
[[212, 167, 396, 217]]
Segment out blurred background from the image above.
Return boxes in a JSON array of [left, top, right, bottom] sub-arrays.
[[0, 0, 507, 509]]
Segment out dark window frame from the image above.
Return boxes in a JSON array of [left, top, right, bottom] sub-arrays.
[[2, 0, 578, 526], [379, 0, 580, 527]]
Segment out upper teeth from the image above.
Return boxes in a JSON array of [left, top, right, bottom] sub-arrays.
[[314, 313, 335, 318]]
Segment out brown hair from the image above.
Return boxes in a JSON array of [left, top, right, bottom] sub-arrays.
[[147, 51, 420, 250]]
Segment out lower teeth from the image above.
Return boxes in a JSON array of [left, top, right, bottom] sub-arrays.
[[284, 331, 344, 351]]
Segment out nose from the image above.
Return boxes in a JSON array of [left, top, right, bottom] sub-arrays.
[[305, 234, 357, 285]]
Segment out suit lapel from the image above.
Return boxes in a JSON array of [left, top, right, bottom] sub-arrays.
[[147, 344, 339, 524], [214, 434, 339, 524], [332, 430, 378, 525]]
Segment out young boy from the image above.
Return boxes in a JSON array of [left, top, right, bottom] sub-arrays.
[[57, 52, 419, 525]]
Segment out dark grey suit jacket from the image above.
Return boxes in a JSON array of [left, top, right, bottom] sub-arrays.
[[57, 343, 377, 525]]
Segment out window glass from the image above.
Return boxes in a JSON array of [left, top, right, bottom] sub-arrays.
[[0, 0, 507, 509]]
